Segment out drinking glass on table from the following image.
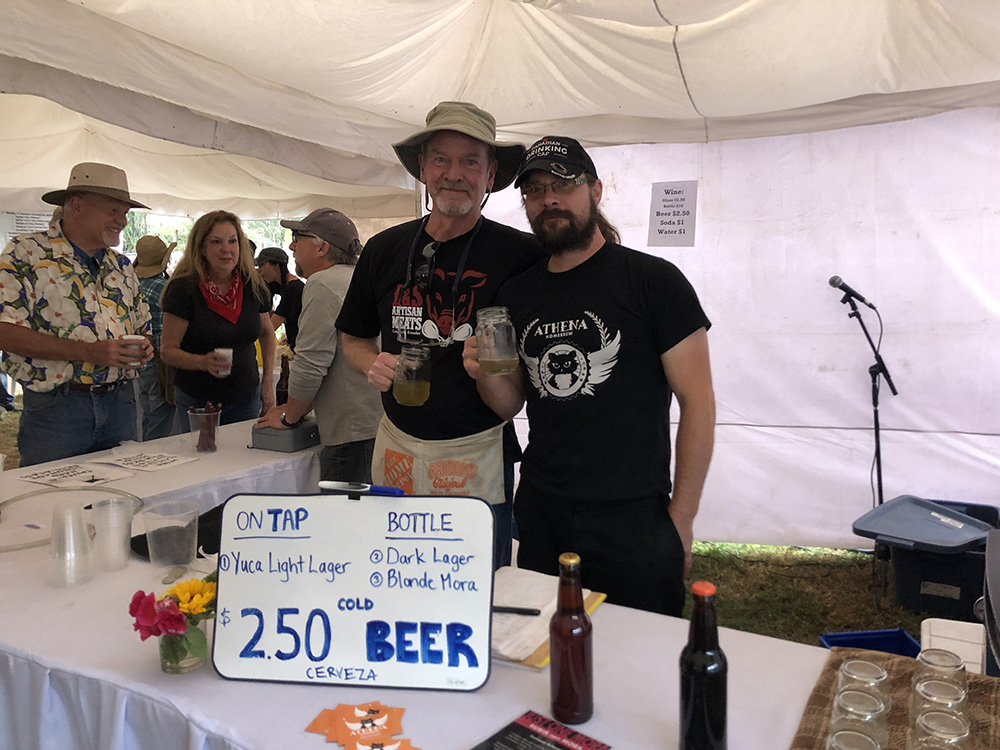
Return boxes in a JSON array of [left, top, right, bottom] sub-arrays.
[[838, 658, 892, 710], [909, 678, 967, 727], [825, 728, 881, 750], [909, 709, 970, 749], [829, 689, 889, 748], [912, 649, 966, 689]]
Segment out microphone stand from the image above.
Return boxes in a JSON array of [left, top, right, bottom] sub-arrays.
[[839, 293, 898, 599]]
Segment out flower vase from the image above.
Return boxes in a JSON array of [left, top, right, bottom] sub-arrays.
[[159, 619, 208, 674]]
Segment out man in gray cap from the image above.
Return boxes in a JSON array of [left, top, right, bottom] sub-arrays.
[[256, 208, 383, 482], [464, 136, 716, 615], [335, 102, 543, 568], [255, 246, 304, 351], [0, 162, 154, 466]]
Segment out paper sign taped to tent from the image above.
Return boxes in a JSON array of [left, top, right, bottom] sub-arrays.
[[648, 180, 697, 247]]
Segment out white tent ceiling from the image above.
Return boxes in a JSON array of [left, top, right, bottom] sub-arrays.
[[3, 0, 1000, 216]]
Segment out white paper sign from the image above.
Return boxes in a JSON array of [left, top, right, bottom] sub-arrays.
[[648, 180, 697, 247], [212, 493, 495, 691]]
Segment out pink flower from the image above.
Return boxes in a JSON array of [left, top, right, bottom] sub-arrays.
[[129, 590, 188, 640]]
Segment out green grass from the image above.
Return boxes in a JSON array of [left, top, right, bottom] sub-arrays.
[[685, 542, 928, 646]]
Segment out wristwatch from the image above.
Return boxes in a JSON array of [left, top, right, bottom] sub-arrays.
[[280, 413, 303, 428]]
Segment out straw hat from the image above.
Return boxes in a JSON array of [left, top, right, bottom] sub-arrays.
[[133, 235, 176, 278], [42, 162, 150, 209], [392, 102, 525, 191]]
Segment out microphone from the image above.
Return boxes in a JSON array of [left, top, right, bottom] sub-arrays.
[[829, 275, 876, 309]]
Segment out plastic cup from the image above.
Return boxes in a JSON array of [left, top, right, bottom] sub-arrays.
[[121, 334, 146, 367], [143, 499, 199, 580], [91, 497, 134, 571], [214, 347, 233, 377], [188, 407, 221, 452], [49, 502, 93, 587]]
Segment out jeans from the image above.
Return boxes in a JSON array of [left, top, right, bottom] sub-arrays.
[[319, 438, 375, 483], [173, 386, 261, 432], [136, 364, 177, 441], [18, 383, 137, 467]]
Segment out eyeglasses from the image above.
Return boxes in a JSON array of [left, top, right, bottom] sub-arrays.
[[415, 241, 440, 291], [291, 231, 319, 241], [520, 174, 591, 201]]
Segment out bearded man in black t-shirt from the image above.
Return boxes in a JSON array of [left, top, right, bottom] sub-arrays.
[[464, 136, 716, 616], [335, 102, 543, 569]]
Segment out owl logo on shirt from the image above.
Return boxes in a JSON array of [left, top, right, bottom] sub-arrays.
[[522, 311, 620, 399]]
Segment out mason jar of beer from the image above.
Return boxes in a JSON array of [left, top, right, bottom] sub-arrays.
[[550, 551, 593, 724], [393, 344, 431, 406], [475, 306, 519, 376]]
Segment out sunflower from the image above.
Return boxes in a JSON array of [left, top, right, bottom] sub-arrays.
[[165, 578, 217, 616]]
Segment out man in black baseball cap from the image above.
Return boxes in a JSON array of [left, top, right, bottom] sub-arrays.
[[465, 135, 717, 617]]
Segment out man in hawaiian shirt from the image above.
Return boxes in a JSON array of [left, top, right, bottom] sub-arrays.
[[0, 163, 154, 466]]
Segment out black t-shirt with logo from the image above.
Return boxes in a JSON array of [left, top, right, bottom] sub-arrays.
[[336, 217, 543, 440], [497, 242, 711, 500]]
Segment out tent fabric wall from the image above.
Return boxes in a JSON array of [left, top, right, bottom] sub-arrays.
[[5, 0, 1000, 215], [484, 105, 1000, 549], [2, 1, 1000, 548]]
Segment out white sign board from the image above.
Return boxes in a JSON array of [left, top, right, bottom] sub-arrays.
[[647, 180, 697, 247], [212, 493, 494, 691]]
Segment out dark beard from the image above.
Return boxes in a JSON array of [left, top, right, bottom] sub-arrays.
[[529, 197, 598, 255]]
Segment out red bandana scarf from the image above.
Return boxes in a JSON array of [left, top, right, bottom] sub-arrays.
[[199, 273, 243, 324]]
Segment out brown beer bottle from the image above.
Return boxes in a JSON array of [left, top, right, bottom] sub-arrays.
[[679, 581, 727, 749], [276, 354, 290, 406], [550, 552, 593, 724]]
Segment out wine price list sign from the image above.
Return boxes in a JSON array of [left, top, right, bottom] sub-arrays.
[[212, 493, 495, 691]]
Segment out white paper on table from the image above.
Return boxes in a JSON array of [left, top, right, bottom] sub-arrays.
[[19, 463, 134, 487], [490, 566, 593, 663], [92, 453, 197, 472]]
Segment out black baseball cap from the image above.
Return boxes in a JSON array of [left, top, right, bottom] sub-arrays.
[[514, 136, 598, 188]]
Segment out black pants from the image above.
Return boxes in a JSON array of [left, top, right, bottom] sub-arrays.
[[514, 479, 686, 616]]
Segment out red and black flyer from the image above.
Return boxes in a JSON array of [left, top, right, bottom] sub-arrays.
[[470, 710, 611, 750]]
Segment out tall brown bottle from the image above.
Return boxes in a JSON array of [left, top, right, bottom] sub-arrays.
[[276, 354, 290, 406], [550, 552, 593, 724], [679, 581, 727, 750]]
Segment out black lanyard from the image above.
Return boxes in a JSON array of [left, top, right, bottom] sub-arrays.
[[398, 216, 483, 344]]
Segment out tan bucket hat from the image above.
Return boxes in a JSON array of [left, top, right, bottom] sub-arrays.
[[392, 102, 525, 191], [42, 162, 150, 209], [133, 235, 176, 278]]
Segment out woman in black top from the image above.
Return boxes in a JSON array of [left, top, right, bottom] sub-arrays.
[[161, 210, 275, 428]]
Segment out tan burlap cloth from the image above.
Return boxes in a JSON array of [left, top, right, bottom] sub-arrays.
[[790, 647, 1000, 749]]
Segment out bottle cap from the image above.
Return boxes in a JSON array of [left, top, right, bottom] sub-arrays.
[[691, 581, 716, 597], [558, 552, 581, 567]]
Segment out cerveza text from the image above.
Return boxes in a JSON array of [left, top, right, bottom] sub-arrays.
[[218, 550, 350, 583]]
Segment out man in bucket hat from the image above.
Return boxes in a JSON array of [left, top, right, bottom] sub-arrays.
[[336, 102, 543, 568], [0, 162, 154, 466], [464, 136, 716, 616], [134, 234, 178, 441]]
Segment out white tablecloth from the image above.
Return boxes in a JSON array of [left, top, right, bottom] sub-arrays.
[[0, 535, 830, 749], [0, 419, 321, 522]]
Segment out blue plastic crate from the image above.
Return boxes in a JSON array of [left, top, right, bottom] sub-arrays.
[[819, 628, 920, 657]]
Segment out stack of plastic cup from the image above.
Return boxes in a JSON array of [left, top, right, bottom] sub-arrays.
[[91, 497, 134, 571], [49, 502, 93, 586], [908, 648, 970, 749]]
